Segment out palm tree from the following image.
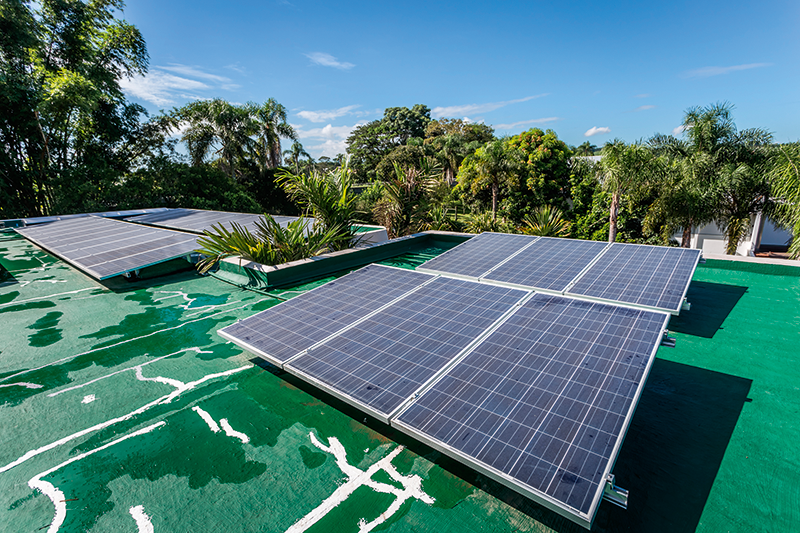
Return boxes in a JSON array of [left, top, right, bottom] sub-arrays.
[[282, 141, 313, 174], [177, 99, 254, 180], [278, 163, 360, 251], [769, 143, 800, 258], [599, 140, 658, 242], [574, 141, 597, 156], [460, 139, 523, 220], [520, 205, 571, 237], [250, 98, 297, 170]]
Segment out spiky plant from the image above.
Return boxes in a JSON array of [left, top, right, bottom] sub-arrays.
[[520, 205, 571, 237], [195, 215, 342, 273], [463, 211, 514, 234]]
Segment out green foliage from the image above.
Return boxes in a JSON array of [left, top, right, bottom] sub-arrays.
[[462, 212, 515, 234], [278, 165, 361, 250], [346, 105, 431, 181], [769, 143, 800, 258], [372, 160, 440, 238], [520, 206, 571, 237], [282, 141, 313, 174], [573, 141, 598, 156], [506, 128, 573, 214], [195, 216, 340, 272], [0, 0, 151, 218], [457, 139, 524, 220]]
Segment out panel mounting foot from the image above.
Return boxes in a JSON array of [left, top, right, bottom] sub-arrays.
[[603, 474, 629, 509]]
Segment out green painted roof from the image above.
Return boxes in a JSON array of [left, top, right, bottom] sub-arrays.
[[1, 231, 798, 532]]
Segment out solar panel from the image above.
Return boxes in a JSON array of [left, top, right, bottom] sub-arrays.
[[566, 243, 702, 313], [392, 294, 669, 528], [126, 208, 307, 234], [285, 277, 528, 421], [483, 237, 610, 292], [14, 216, 199, 280], [417, 232, 537, 279], [218, 265, 434, 366]]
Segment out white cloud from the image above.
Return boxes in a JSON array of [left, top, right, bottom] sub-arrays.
[[120, 71, 210, 106], [635, 105, 656, 111], [672, 125, 688, 136], [120, 64, 239, 107], [432, 94, 548, 119], [585, 126, 611, 137], [295, 122, 363, 158], [682, 63, 771, 78], [493, 117, 560, 130], [306, 52, 355, 70], [297, 105, 360, 123]]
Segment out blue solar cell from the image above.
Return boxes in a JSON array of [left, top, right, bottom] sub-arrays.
[[393, 293, 668, 523], [417, 232, 536, 279], [567, 243, 701, 312], [286, 277, 527, 419], [15, 216, 199, 280], [127, 208, 308, 234], [484, 237, 609, 291], [219, 265, 433, 365]]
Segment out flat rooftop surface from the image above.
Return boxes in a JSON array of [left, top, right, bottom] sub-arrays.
[[1, 231, 799, 532]]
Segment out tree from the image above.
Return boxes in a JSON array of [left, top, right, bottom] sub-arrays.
[[282, 141, 313, 174], [372, 159, 440, 238], [648, 103, 772, 252], [346, 105, 431, 181], [520, 205, 571, 237], [599, 140, 658, 242], [250, 98, 297, 170], [573, 142, 598, 156], [769, 143, 800, 258], [176, 99, 254, 180], [505, 128, 573, 218], [424, 118, 494, 144], [457, 139, 524, 220], [1, 0, 149, 218]]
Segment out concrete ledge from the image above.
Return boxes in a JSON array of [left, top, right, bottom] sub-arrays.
[[214, 231, 470, 289]]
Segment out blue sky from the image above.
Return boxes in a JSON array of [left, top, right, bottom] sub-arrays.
[[120, 0, 800, 159]]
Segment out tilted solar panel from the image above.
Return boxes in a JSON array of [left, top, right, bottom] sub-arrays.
[[566, 243, 702, 313], [14, 216, 199, 280], [127, 208, 308, 234], [483, 237, 610, 292], [417, 232, 537, 279], [286, 277, 528, 421], [218, 265, 434, 366], [393, 293, 669, 528]]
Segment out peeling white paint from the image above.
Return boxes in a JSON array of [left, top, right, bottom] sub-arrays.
[[0, 382, 43, 389], [81, 394, 96, 404], [285, 432, 434, 533], [129, 505, 155, 533], [28, 422, 165, 533], [0, 287, 95, 309], [192, 406, 220, 432], [220, 419, 250, 444], [0, 299, 266, 383], [1, 365, 251, 474]]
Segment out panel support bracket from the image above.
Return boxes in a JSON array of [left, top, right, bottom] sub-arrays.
[[661, 330, 676, 348], [681, 299, 692, 312], [602, 474, 629, 509]]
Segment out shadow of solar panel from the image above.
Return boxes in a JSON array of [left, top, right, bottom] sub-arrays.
[[218, 265, 434, 366], [484, 238, 610, 291], [417, 232, 536, 279], [15, 217, 199, 280], [393, 294, 669, 527], [567, 243, 702, 313], [286, 277, 528, 421]]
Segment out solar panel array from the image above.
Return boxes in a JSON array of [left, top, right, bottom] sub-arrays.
[[220, 259, 676, 528], [287, 278, 526, 419], [15, 216, 199, 280], [218, 265, 433, 366], [126, 208, 307, 234], [566, 243, 702, 313], [394, 294, 668, 522], [419, 233, 700, 314], [416, 232, 536, 279], [485, 237, 610, 292]]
